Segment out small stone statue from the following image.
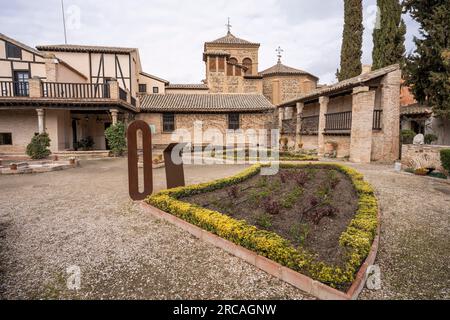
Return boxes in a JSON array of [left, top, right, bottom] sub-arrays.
[[413, 134, 425, 145]]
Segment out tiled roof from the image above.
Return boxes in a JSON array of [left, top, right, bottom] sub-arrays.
[[140, 72, 169, 84], [278, 64, 401, 107], [139, 94, 274, 112], [205, 32, 260, 46], [0, 33, 43, 57], [36, 44, 137, 54], [401, 103, 433, 116], [260, 61, 318, 79], [166, 84, 209, 90]]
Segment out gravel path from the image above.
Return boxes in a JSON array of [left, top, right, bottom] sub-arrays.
[[1, 159, 448, 300], [349, 163, 450, 300], [0, 159, 312, 300]]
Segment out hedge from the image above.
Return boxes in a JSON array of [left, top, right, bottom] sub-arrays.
[[146, 163, 378, 289], [441, 149, 450, 175]]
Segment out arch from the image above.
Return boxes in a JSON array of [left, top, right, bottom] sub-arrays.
[[243, 58, 253, 75], [227, 57, 238, 76]]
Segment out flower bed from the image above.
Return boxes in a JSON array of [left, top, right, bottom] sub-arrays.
[[146, 163, 378, 291]]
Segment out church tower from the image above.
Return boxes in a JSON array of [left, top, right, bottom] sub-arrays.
[[203, 19, 262, 94]]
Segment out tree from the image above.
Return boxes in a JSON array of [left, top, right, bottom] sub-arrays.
[[337, 0, 364, 81], [403, 0, 450, 119], [372, 0, 406, 69], [26, 132, 51, 160], [105, 122, 127, 157]]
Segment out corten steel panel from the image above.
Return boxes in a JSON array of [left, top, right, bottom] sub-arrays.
[[127, 120, 153, 200], [164, 143, 186, 189]]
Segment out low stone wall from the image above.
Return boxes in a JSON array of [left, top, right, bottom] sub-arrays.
[[401, 144, 450, 172]]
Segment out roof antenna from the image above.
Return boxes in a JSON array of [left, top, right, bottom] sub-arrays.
[[225, 17, 232, 34], [61, 0, 68, 44]]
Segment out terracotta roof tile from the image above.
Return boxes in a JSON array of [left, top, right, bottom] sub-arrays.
[[166, 84, 209, 90], [140, 72, 169, 84], [401, 104, 433, 116], [278, 64, 401, 107], [139, 94, 274, 112], [205, 32, 259, 46], [36, 44, 137, 54], [260, 61, 318, 79]]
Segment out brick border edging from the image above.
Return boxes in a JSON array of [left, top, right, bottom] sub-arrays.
[[140, 202, 381, 300]]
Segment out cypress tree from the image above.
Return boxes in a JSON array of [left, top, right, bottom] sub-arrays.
[[404, 0, 450, 118], [337, 0, 364, 81], [372, 0, 406, 69]]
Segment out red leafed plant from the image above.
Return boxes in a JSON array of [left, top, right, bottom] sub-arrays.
[[262, 197, 281, 215], [226, 185, 240, 199]]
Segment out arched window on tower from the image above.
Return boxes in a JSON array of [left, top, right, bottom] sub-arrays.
[[227, 57, 238, 76], [243, 58, 252, 75]]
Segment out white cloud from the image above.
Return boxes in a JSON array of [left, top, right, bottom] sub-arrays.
[[0, 0, 419, 85]]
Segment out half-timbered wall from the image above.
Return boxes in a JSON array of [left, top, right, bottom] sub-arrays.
[[0, 39, 46, 82]]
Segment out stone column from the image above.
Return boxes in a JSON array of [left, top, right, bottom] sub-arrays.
[[36, 109, 45, 134], [296, 102, 304, 150], [379, 69, 402, 162], [29, 77, 42, 98], [349, 86, 376, 163], [108, 79, 119, 100], [278, 107, 284, 132], [110, 109, 119, 125], [317, 96, 329, 156]]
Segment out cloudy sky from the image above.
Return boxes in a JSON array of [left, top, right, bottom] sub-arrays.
[[0, 0, 420, 84]]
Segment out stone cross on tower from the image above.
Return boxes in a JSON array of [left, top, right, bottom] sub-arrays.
[[276, 46, 284, 63], [226, 17, 232, 34]]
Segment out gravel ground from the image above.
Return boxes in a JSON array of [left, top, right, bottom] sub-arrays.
[[0, 159, 312, 300], [348, 163, 450, 300], [1, 159, 448, 300]]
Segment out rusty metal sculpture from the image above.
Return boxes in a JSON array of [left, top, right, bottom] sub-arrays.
[[127, 121, 186, 201], [127, 120, 153, 200], [164, 143, 186, 189]]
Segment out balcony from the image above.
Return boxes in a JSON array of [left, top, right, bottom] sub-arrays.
[[0, 81, 29, 97], [0, 78, 138, 112], [42, 82, 111, 99]]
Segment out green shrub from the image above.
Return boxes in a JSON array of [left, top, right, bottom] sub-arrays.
[[440, 149, 450, 175], [424, 134, 438, 145], [428, 172, 447, 180], [105, 122, 127, 156], [401, 130, 416, 144], [26, 133, 51, 160], [77, 136, 95, 151]]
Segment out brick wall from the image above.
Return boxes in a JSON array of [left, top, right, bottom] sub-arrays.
[[0, 110, 38, 153], [136, 112, 273, 147]]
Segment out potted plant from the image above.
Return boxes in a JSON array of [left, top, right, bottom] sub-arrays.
[[325, 141, 338, 158], [401, 130, 416, 144], [279, 137, 289, 152], [414, 168, 428, 176], [425, 134, 438, 145], [77, 136, 95, 151]]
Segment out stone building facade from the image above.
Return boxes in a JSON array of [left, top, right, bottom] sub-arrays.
[[201, 30, 318, 104], [277, 65, 402, 163]]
